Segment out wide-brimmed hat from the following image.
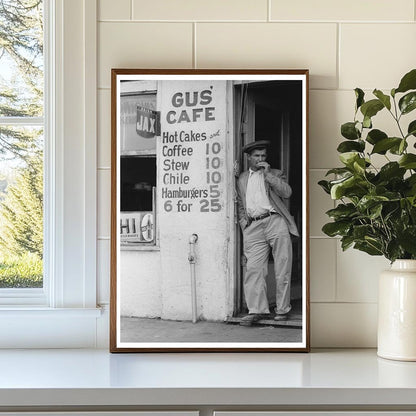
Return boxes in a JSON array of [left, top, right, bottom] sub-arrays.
[[242, 140, 270, 154]]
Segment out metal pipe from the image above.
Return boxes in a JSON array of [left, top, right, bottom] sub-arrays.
[[188, 233, 199, 323]]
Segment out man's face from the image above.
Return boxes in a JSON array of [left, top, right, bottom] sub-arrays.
[[247, 148, 267, 171]]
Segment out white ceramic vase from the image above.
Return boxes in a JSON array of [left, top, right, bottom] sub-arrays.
[[378, 259, 416, 361]]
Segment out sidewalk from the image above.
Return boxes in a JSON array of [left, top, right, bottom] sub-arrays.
[[120, 315, 302, 343]]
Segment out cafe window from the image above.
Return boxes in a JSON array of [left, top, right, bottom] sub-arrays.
[[119, 84, 157, 247]]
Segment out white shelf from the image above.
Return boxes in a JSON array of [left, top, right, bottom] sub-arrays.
[[0, 349, 416, 409]]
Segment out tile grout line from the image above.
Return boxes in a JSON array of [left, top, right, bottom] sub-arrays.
[[193, 22, 197, 68], [268, 0, 271, 22], [97, 19, 415, 24], [130, 0, 133, 20], [311, 301, 378, 305], [309, 236, 339, 239], [336, 22, 340, 90]]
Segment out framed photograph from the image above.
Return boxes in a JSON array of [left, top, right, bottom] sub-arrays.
[[110, 69, 310, 352]]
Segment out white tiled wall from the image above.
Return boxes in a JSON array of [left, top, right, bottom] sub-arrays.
[[97, 0, 416, 347]]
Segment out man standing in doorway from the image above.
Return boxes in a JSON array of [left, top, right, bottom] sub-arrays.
[[236, 140, 299, 326]]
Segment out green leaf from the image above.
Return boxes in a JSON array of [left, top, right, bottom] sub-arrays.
[[353, 224, 374, 240], [408, 120, 416, 138], [373, 89, 391, 110], [322, 221, 351, 237], [400, 198, 411, 212], [399, 92, 416, 115], [325, 167, 351, 176], [406, 174, 416, 187], [366, 129, 388, 145], [330, 175, 367, 200], [395, 69, 416, 94], [360, 99, 384, 119], [386, 240, 402, 263], [407, 196, 416, 207], [398, 227, 416, 255], [377, 162, 406, 181], [326, 203, 356, 220], [341, 122, 360, 140], [341, 235, 355, 251], [410, 206, 416, 222], [337, 140, 365, 153], [338, 153, 370, 177], [355, 88, 365, 110], [357, 195, 389, 212], [369, 204, 383, 219], [330, 176, 355, 199], [329, 175, 354, 186], [390, 139, 408, 155], [405, 175, 416, 196], [371, 137, 402, 155], [339, 152, 360, 167], [365, 236, 384, 252], [353, 158, 366, 174], [354, 241, 383, 256], [363, 115, 372, 129], [399, 139, 407, 154], [399, 154, 416, 169], [318, 180, 331, 194], [384, 203, 400, 222]]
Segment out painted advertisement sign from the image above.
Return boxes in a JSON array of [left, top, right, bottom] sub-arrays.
[[136, 106, 158, 139], [157, 80, 229, 323], [120, 211, 154, 243], [159, 82, 226, 216], [120, 93, 156, 152]]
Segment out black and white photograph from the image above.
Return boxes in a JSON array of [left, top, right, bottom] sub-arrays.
[[110, 69, 309, 352]]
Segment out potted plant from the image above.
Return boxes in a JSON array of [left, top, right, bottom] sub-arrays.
[[319, 68, 416, 361]]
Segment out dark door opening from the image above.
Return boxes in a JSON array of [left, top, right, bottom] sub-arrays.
[[234, 80, 303, 316]]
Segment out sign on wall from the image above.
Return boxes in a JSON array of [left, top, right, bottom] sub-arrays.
[[120, 93, 156, 152], [159, 81, 226, 216]]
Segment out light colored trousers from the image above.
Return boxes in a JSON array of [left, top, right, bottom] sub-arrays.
[[243, 214, 292, 315]]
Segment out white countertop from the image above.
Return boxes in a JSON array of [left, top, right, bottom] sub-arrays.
[[0, 348, 416, 408]]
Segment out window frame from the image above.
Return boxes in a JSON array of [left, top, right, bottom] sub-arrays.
[[118, 86, 159, 249], [0, 1, 48, 304], [0, 0, 100, 348]]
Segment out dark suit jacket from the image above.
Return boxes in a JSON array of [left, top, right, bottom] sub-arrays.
[[236, 168, 299, 236]]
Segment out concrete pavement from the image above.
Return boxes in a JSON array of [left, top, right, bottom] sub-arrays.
[[120, 315, 302, 343]]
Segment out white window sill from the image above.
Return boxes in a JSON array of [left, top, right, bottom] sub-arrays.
[[0, 307, 106, 348], [0, 306, 102, 316]]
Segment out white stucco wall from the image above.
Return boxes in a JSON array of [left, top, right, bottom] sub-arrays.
[[119, 80, 232, 322], [120, 250, 162, 318], [158, 80, 230, 321]]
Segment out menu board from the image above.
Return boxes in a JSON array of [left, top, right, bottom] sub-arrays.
[[159, 81, 226, 214]]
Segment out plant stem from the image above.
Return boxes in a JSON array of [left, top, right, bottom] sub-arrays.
[[390, 96, 406, 139]]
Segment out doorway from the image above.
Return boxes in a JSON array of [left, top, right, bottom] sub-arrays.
[[233, 80, 303, 316]]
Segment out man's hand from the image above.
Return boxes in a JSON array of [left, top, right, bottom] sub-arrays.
[[256, 161, 270, 173]]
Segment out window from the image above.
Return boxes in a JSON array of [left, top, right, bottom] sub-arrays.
[[119, 82, 157, 247], [0, 0, 44, 291], [0, 0, 100, 349]]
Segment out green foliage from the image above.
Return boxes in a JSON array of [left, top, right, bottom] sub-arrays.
[[0, 0, 43, 162], [0, 154, 43, 258], [0, 252, 42, 288], [0, 0, 44, 286], [319, 69, 416, 262]]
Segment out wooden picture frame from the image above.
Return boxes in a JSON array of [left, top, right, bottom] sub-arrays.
[[110, 69, 310, 352]]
